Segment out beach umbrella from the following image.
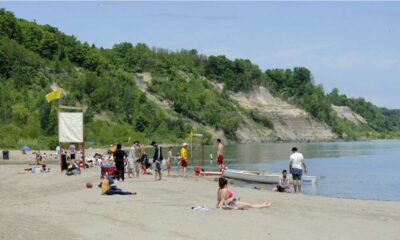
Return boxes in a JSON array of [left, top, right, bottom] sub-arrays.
[[22, 145, 30, 151]]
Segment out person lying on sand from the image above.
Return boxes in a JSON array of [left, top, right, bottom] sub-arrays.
[[20, 164, 50, 174], [217, 177, 272, 210], [99, 176, 137, 196], [66, 159, 81, 176]]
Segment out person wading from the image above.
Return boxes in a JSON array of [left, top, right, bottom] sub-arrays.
[[216, 139, 224, 172], [289, 147, 307, 193]]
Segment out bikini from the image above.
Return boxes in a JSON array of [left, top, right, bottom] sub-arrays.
[[224, 190, 238, 209]]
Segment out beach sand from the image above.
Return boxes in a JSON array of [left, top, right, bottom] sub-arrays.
[[0, 164, 399, 240]]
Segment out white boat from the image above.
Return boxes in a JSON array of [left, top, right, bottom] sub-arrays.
[[222, 169, 319, 185]]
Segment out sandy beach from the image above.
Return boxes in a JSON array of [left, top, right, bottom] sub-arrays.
[[0, 163, 399, 240]]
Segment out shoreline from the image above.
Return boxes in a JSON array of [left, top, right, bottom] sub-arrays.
[[2, 162, 400, 205], [1, 138, 400, 152], [1, 146, 399, 203], [1, 164, 399, 240]]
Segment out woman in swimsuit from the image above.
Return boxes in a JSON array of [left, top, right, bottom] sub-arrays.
[[217, 177, 272, 209]]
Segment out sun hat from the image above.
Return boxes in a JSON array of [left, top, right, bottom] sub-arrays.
[[182, 143, 188, 146]]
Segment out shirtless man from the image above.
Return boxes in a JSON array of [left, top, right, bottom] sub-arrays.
[[272, 170, 290, 192], [216, 139, 224, 172], [134, 140, 147, 175]]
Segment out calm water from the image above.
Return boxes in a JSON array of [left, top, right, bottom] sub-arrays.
[[187, 140, 400, 201]]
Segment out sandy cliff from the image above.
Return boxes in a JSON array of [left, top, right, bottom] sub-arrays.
[[135, 73, 339, 142], [230, 86, 338, 141]]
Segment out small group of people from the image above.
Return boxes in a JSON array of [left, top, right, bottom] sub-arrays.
[[65, 157, 85, 175], [215, 147, 306, 209], [272, 147, 307, 193], [105, 140, 188, 182], [97, 143, 309, 213]]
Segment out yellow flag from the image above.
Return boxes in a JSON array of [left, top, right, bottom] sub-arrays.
[[45, 89, 61, 103], [188, 130, 193, 141]]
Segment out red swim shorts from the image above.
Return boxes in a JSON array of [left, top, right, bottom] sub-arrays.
[[217, 155, 224, 164], [181, 160, 188, 168]]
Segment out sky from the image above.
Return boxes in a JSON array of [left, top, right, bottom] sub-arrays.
[[2, 1, 400, 109]]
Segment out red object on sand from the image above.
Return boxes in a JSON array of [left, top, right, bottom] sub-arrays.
[[101, 166, 116, 177], [194, 165, 201, 176]]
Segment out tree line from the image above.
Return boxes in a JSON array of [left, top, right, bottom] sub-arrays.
[[0, 9, 398, 149]]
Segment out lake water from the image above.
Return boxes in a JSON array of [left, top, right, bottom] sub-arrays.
[[187, 140, 400, 201]]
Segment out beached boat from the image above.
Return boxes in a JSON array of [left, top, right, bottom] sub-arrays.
[[200, 171, 222, 176], [222, 169, 319, 185]]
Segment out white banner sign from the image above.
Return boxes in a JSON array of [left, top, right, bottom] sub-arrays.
[[59, 112, 83, 143]]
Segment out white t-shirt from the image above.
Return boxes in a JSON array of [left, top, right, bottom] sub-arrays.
[[128, 145, 136, 164], [290, 152, 304, 169], [69, 144, 76, 154]]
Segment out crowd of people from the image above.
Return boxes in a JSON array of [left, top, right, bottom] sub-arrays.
[[51, 140, 308, 209], [96, 140, 193, 181]]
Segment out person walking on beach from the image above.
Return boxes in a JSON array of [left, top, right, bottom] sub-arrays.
[[166, 146, 174, 176], [114, 144, 127, 182], [180, 143, 188, 177], [289, 147, 307, 193], [127, 142, 136, 178], [69, 144, 76, 160], [216, 139, 224, 171], [152, 141, 163, 181]]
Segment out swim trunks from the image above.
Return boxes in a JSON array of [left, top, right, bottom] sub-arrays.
[[154, 160, 161, 172], [291, 168, 303, 180], [181, 160, 188, 168], [217, 155, 224, 164]]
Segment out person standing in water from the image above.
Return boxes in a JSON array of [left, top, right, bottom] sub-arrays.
[[289, 147, 307, 193], [216, 139, 224, 171]]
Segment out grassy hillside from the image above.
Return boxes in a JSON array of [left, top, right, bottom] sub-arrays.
[[0, 9, 399, 149]]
